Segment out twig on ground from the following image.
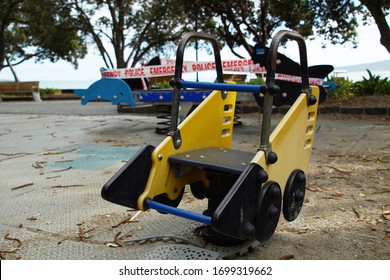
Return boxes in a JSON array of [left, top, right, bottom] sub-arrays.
[[78, 227, 95, 241], [4, 234, 22, 247], [114, 231, 123, 247], [46, 175, 61, 179], [50, 184, 83, 188], [0, 234, 23, 259], [111, 211, 142, 228], [54, 160, 74, 163], [43, 149, 77, 155], [51, 166, 72, 173], [11, 183, 33, 191]]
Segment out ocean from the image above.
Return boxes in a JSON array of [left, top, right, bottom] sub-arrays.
[[341, 69, 390, 82], [39, 80, 97, 90]]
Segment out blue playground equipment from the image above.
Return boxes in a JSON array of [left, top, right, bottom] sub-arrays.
[[74, 78, 137, 106]]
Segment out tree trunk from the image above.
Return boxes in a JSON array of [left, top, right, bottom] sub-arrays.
[[5, 56, 19, 82], [360, 0, 390, 53]]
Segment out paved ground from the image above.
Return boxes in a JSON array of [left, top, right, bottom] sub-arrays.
[[0, 100, 389, 260]]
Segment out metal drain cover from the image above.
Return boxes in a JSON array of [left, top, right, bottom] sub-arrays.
[[119, 198, 260, 259], [138, 244, 220, 260]]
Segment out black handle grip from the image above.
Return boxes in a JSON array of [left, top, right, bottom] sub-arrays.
[[266, 30, 310, 93], [170, 32, 224, 135]]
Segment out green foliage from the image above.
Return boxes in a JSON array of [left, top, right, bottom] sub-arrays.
[[39, 88, 61, 97], [62, 0, 387, 71], [153, 80, 172, 89], [0, 0, 87, 74], [186, 0, 365, 58], [69, 0, 218, 68], [327, 78, 354, 100], [246, 76, 265, 85], [351, 70, 390, 96], [327, 70, 390, 100]]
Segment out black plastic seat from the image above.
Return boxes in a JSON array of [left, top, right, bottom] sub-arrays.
[[169, 147, 256, 175]]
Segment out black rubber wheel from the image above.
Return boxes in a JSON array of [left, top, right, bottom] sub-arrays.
[[253, 181, 282, 242], [283, 170, 306, 222], [153, 187, 185, 214], [190, 181, 207, 199]]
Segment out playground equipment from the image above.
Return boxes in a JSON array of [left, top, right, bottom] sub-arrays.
[[101, 30, 320, 245], [74, 50, 333, 109], [251, 44, 334, 106]]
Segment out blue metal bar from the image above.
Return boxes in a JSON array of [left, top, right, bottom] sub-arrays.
[[180, 80, 264, 93], [146, 199, 212, 225]]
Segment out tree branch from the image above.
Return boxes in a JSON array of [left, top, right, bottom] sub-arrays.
[[360, 0, 390, 53]]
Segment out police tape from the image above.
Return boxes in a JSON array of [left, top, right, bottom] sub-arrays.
[[100, 58, 324, 85], [100, 59, 260, 78]]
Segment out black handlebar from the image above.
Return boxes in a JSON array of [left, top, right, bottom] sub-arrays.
[[266, 30, 310, 94]]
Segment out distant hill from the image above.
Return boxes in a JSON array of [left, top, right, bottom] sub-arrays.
[[334, 60, 390, 72]]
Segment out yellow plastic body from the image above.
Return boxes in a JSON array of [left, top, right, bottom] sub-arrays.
[[252, 86, 320, 194], [137, 89, 237, 210], [138, 84, 320, 210]]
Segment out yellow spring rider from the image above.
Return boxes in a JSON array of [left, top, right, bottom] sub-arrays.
[[102, 30, 320, 245]]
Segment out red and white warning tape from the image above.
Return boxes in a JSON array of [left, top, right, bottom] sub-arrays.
[[100, 58, 323, 85]]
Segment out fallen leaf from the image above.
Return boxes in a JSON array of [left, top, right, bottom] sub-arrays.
[[279, 255, 294, 260], [304, 203, 315, 207], [329, 154, 351, 158], [281, 226, 310, 234], [352, 207, 364, 220], [51, 166, 72, 173], [32, 162, 44, 169], [383, 210, 390, 220], [371, 189, 390, 195], [369, 220, 377, 226], [307, 187, 322, 192], [331, 192, 345, 198], [378, 155, 390, 163], [43, 149, 76, 155], [326, 165, 353, 174], [105, 242, 120, 248]]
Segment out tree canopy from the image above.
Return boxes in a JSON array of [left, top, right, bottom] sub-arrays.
[[0, 0, 87, 80], [63, 0, 217, 69], [188, 0, 390, 58], [69, 0, 388, 68], [1, 0, 388, 80]]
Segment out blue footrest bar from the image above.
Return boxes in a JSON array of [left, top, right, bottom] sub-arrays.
[[146, 199, 212, 225]]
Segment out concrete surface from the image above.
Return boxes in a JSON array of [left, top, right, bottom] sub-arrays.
[[0, 100, 389, 260]]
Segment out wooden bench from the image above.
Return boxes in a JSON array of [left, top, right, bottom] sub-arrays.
[[0, 81, 42, 102]]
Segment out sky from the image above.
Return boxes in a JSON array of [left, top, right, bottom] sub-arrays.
[[0, 21, 389, 85]]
